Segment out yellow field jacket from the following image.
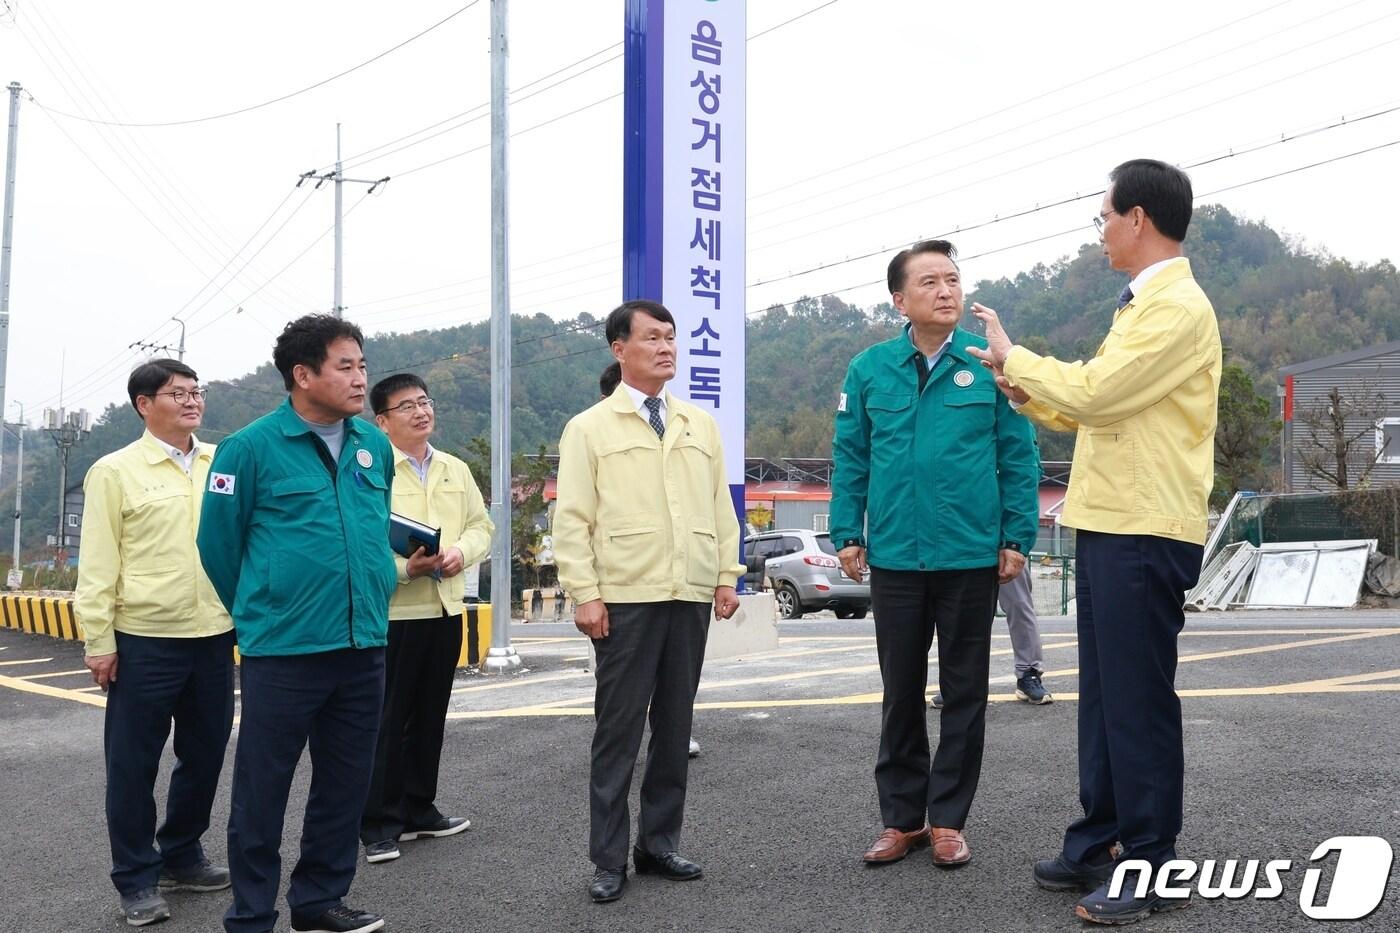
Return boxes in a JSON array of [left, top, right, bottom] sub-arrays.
[[553, 385, 745, 606], [75, 431, 233, 655], [1005, 259, 1222, 544], [389, 446, 494, 620]]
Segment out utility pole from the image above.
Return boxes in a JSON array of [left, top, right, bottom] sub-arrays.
[[484, 0, 520, 672], [0, 82, 22, 493], [9, 400, 21, 585], [42, 406, 90, 568], [296, 127, 388, 319], [171, 315, 186, 361]]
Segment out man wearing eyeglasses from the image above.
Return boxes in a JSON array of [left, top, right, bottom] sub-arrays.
[[358, 373, 493, 865], [969, 159, 1222, 925], [75, 359, 234, 928]]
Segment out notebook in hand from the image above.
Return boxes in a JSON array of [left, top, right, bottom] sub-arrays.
[[390, 512, 441, 558]]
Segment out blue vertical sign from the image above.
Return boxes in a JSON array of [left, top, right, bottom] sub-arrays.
[[624, 0, 747, 537]]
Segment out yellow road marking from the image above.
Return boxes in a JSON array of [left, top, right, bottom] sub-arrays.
[[1042, 630, 1400, 681], [15, 669, 90, 681], [0, 657, 50, 667], [451, 669, 591, 695], [0, 673, 106, 708]]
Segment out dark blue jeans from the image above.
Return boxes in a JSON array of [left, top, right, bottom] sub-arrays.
[[223, 647, 385, 933], [1063, 531, 1203, 869], [104, 629, 236, 896]]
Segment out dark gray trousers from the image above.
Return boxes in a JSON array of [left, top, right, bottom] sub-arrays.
[[589, 600, 710, 869]]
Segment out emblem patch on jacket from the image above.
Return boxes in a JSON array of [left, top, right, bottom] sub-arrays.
[[209, 473, 236, 495]]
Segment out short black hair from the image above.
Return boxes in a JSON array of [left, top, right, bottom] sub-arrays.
[[272, 314, 366, 391], [604, 299, 676, 344], [886, 239, 958, 294], [127, 358, 198, 420], [1108, 159, 1193, 242], [599, 362, 621, 398], [370, 373, 429, 415]]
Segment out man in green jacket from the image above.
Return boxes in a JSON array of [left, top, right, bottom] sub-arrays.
[[831, 239, 1040, 871], [198, 315, 397, 933]]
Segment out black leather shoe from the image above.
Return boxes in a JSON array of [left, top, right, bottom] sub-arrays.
[[1033, 852, 1117, 891], [633, 847, 703, 880], [1076, 881, 1191, 924], [589, 867, 627, 903]]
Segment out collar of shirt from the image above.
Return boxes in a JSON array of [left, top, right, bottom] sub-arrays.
[[1127, 256, 1187, 300], [401, 443, 435, 486], [620, 379, 668, 426], [904, 322, 955, 369]]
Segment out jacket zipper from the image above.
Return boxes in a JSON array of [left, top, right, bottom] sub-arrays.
[[313, 436, 357, 650]]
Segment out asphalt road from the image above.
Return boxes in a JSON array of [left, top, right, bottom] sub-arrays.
[[2, 610, 1399, 932]]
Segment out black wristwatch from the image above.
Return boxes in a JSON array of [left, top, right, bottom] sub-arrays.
[[842, 538, 863, 549], [1001, 542, 1021, 552]]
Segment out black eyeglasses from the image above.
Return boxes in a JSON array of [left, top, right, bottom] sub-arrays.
[[378, 397, 435, 416], [153, 388, 207, 404]]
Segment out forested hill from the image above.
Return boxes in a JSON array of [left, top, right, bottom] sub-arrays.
[[5, 204, 1397, 555]]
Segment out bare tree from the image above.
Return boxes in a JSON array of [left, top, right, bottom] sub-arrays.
[[1296, 375, 1389, 489]]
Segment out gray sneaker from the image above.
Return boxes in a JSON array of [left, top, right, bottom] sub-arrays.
[[365, 840, 401, 863], [1016, 670, 1053, 705], [688, 738, 701, 758], [120, 887, 171, 927], [159, 858, 230, 892], [929, 693, 944, 709]]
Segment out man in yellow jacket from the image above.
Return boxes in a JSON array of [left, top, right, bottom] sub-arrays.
[[358, 373, 493, 865], [75, 359, 235, 927], [970, 159, 1221, 926], [553, 300, 744, 905]]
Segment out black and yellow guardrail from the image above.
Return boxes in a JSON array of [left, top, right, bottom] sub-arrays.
[[2, 593, 495, 670], [0, 594, 83, 642]]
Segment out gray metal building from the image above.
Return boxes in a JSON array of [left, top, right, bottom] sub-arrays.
[[1279, 340, 1400, 492]]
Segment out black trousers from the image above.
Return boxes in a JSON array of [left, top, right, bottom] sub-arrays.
[[104, 630, 236, 895], [870, 565, 998, 831], [361, 612, 463, 844], [1062, 530, 1203, 869], [224, 647, 385, 933], [589, 600, 710, 869]]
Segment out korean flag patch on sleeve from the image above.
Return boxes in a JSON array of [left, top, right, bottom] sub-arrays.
[[838, 392, 848, 413], [209, 472, 236, 496]]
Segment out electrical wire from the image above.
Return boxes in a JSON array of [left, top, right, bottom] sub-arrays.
[[30, 1, 484, 128]]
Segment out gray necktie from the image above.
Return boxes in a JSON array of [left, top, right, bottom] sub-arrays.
[[1117, 285, 1134, 309], [644, 396, 665, 439]]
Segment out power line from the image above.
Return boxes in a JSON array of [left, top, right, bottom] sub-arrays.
[[30, 1, 484, 128], [748, 30, 1400, 252], [18, 6, 322, 320], [748, 0, 1304, 204], [747, 101, 1400, 290]]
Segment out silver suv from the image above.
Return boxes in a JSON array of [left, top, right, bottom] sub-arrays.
[[743, 529, 870, 620]]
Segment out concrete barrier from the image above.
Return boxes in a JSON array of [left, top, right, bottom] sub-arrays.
[[0, 594, 83, 641]]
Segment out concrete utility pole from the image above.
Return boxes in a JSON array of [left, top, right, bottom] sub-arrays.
[[0, 82, 23, 491], [484, 0, 520, 672], [296, 126, 388, 319], [171, 315, 186, 361], [42, 406, 90, 568]]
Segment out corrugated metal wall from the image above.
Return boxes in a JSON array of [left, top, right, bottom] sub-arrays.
[[1287, 351, 1400, 491]]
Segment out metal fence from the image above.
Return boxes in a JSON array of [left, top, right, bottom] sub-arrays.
[[1205, 488, 1400, 569], [993, 553, 1074, 617]]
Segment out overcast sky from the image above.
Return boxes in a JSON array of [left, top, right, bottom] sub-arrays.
[[1, 0, 1397, 420]]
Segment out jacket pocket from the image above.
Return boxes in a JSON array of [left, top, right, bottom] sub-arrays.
[[866, 393, 913, 444], [1075, 430, 1136, 513], [119, 565, 184, 621], [598, 512, 666, 585], [686, 526, 720, 588]]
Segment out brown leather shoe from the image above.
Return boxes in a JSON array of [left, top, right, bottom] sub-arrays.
[[930, 827, 971, 867], [862, 826, 930, 864]]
